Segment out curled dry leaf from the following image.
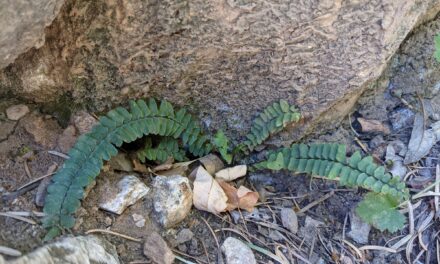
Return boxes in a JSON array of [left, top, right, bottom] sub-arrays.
[[192, 166, 228, 214], [404, 114, 440, 164], [217, 181, 259, 212], [357, 117, 391, 134], [132, 159, 148, 173], [215, 165, 247, 182]]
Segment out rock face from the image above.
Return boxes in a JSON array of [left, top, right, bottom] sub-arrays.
[[0, 0, 64, 68], [5, 235, 119, 264], [1, 0, 440, 138]]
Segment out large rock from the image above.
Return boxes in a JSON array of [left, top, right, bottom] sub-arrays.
[[4, 235, 119, 264], [1, 0, 440, 138], [0, 0, 64, 68]]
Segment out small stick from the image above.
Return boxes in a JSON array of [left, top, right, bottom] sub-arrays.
[[359, 245, 397, 254], [297, 190, 334, 215], [435, 165, 439, 213], [85, 229, 141, 242], [24, 160, 32, 178], [0, 212, 37, 225], [48, 150, 69, 159], [0, 245, 22, 257]]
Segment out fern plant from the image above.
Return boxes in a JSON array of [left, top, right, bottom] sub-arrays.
[[240, 100, 301, 152], [137, 137, 187, 163], [42, 99, 212, 240], [252, 143, 409, 231], [43, 97, 409, 239]]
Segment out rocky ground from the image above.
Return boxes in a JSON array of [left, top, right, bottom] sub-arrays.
[[1, 16, 440, 264]]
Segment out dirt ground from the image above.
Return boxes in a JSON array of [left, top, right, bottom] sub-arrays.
[[1, 17, 440, 264]]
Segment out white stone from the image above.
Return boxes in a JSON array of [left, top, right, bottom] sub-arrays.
[[153, 175, 193, 228], [280, 208, 298, 234], [6, 104, 29, 120], [221, 237, 256, 264], [347, 211, 371, 244], [99, 175, 150, 215], [132, 213, 146, 228], [6, 235, 119, 264]]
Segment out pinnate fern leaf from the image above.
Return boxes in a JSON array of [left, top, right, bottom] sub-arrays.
[[213, 130, 233, 164], [241, 100, 301, 152], [355, 192, 405, 232], [253, 143, 409, 202], [137, 137, 187, 163], [43, 99, 211, 240]]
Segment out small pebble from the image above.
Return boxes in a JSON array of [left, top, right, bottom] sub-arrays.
[[132, 213, 146, 228], [280, 208, 298, 234], [221, 237, 256, 264], [104, 217, 112, 226], [6, 104, 29, 120], [347, 211, 370, 244], [176, 229, 194, 244], [143, 232, 175, 264]]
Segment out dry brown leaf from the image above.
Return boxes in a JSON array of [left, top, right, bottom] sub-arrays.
[[152, 157, 174, 172], [199, 154, 224, 174], [157, 166, 189, 177], [215, 165, 247, 182], [193, 166, 228, 214], [357, 117, 390, 134], [217, 181, 259, 212], [132, 159, 148, 173]]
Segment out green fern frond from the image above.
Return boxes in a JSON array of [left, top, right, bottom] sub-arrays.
[[213, 130, 233, 164], [253, 143, 409, 202], [137, 137, 187, 163], [42, 99, 211, 240], [241, 100, 301, 152]]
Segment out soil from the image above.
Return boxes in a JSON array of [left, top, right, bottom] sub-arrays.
[[1, 17, 440, 264]]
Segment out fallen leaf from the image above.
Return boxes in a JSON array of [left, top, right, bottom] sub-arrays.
[[193, 166, 228, 214], [404, 113, 440, 164], [215, 165, 247, 182], [385, 145, 407, 179], [152, 157, 174, 172], [157, 166, 189, 177], [199, 154, 224, 174], [217, 181, 259, 212], [133, 159, 148, 173], [357, 117, 390, 134]]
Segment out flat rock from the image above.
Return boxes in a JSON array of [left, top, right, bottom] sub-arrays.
[[221, 237, 256, 264], [143, 231, 175, 264], [99, 175, 150, 215], [280, 208, 298, 234], [6, 235, 119, 264], [6, 105, 29, 121], [347, 211, 370, 244], [22, 113, 61, 148], [176, 228, 194, 244], [153, 175, 193, 228]]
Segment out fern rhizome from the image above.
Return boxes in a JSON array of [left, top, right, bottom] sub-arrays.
[[43, 98, 410, 240]]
